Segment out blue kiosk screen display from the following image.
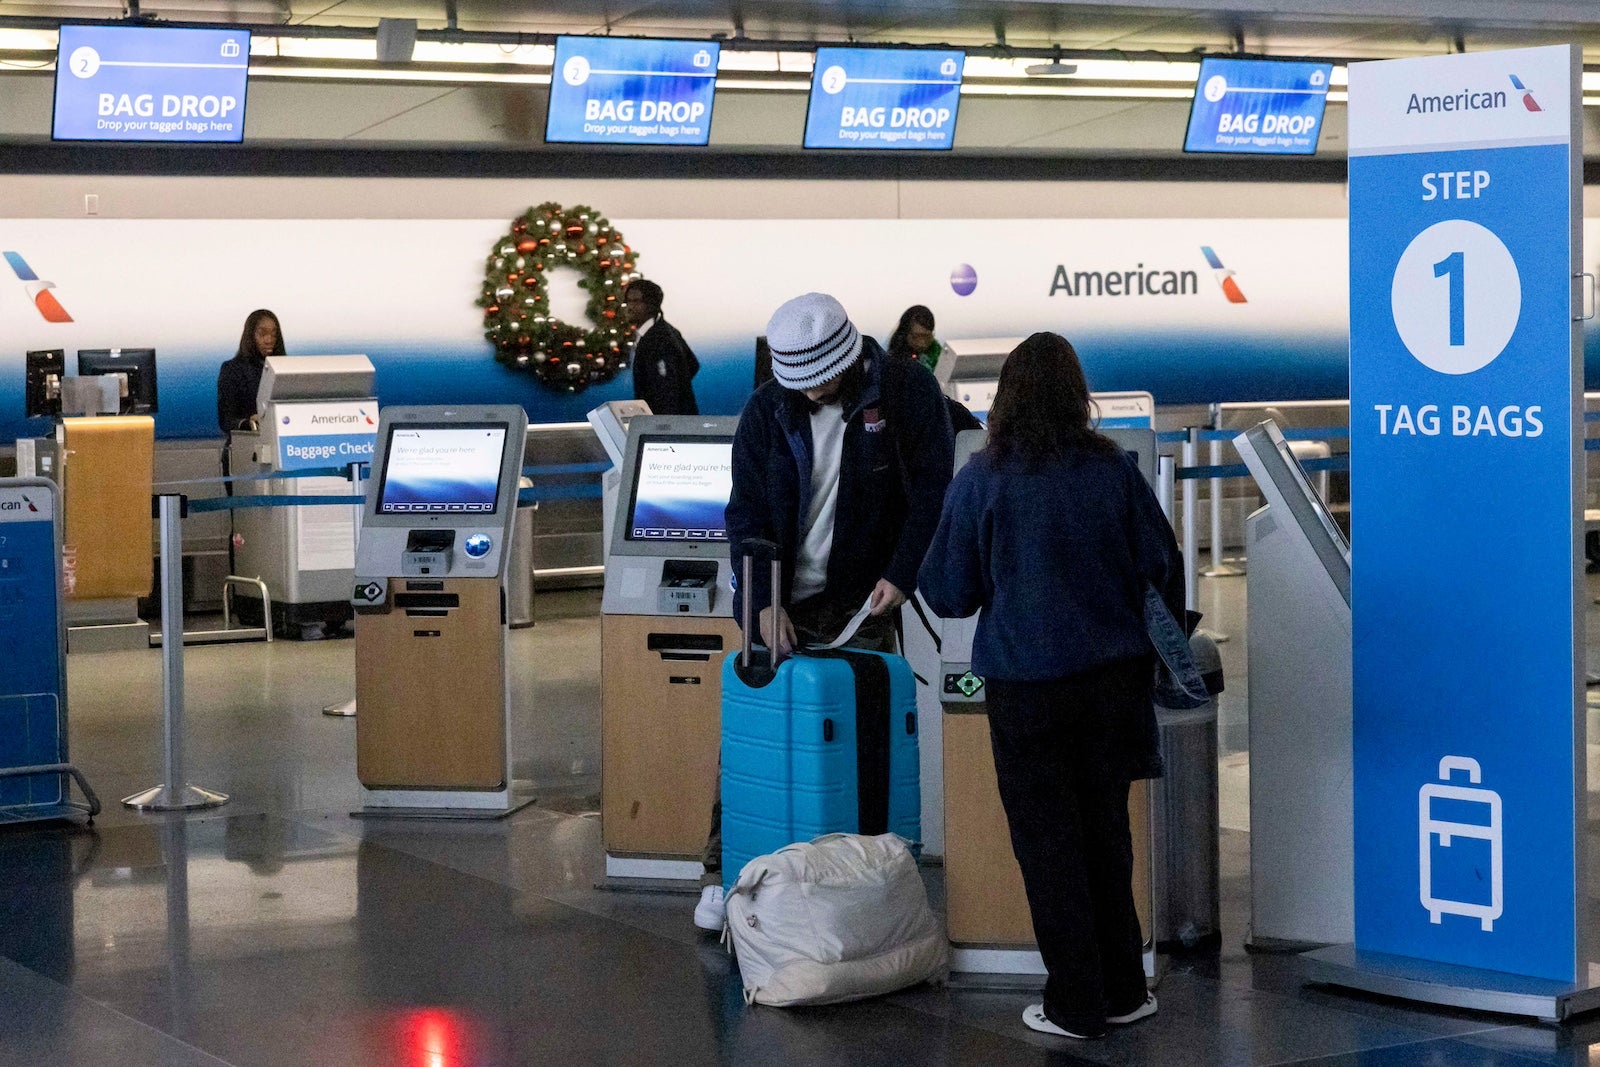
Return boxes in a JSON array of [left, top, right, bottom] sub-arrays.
[[377, 426, 508, 514], [1184, 57, 1332, 155], [547, 37, 719, 146], [805, 47, 965, 150], [54, 24, 249, 142], [627, 438, 732, 541]]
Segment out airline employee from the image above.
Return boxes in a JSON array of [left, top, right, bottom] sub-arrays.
[[217, 308, 286, 436]]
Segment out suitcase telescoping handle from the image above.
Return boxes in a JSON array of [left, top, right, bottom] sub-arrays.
[[740, 537, 783, 672]]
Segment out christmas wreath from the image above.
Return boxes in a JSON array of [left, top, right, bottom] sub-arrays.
[[476, 202, 639, 393]]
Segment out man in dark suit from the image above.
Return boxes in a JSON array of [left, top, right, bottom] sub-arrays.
[[624, 279, 700, 415]]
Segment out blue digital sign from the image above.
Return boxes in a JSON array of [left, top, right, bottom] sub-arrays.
[[53, 24, 250, 143], [546, 37, 719, 146], [1184, 57, 1332, 155], [805, 47, 964, 150]]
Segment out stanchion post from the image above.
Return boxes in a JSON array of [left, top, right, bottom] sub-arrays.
[[1158, 454, 1175, 524], [1202, 433, 1242, 579], [323, 461, 364, 719], [122, 494, 229, 812], [1182, 428, 1199, 612]]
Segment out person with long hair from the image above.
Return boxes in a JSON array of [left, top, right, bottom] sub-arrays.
[[918, 332, 1182, 1040], [886, 304, 945, 374], [217, 308, 285, 436]]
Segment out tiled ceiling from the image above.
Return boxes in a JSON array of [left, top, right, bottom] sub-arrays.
[[3, 0, 1600, 62]]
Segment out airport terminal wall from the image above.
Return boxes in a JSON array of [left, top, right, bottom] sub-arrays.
[[6, 168, 1600, 441]]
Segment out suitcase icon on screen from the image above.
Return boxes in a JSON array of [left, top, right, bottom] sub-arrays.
[[1418, 755, 1503, 932]]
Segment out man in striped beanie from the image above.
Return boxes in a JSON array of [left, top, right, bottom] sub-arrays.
[[694, 292, 955, 931]]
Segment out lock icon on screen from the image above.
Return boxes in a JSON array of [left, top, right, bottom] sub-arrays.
[[1418, 755, 1503, 932]]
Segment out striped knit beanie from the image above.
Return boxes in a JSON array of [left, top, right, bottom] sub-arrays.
[[765, 293, 863, 391]]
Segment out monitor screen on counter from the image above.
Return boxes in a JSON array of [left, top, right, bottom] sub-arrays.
[[546, 36, 719, 146], [1184, 57, 1332, 155], [54, 24, 250, 143], [376, 424, 510, 515], [625, 436, 734, 541], [804, 47, 964, 150]]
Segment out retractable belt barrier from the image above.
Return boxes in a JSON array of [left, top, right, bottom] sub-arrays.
[[160, 461, 611, 513]]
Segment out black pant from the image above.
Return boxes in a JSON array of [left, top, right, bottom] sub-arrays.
[[986, 659, 1150, 1032]]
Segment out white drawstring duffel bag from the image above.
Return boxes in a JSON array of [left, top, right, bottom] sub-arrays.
[[723, 832, 947, 1007]]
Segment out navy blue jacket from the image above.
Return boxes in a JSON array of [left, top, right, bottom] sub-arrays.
[[726, 338, 955, 619], [918, 443, 1183, 681], [631, 317, 699, 416]]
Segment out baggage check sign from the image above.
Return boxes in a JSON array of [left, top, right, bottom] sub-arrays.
[[1349, 45, 1583, 983]]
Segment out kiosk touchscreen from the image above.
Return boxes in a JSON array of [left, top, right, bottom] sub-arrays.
[[1235, 419, 1352, 948], [599, 415, 740, 881], [351, 405, 528, 816]]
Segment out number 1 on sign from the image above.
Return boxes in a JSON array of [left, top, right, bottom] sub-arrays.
[[1433, 251, 1465, 347]]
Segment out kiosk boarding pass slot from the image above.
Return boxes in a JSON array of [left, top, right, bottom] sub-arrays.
[[403, 530, 455, 577], [659, 559, 717, 614]]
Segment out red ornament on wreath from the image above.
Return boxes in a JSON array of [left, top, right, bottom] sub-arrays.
[[475, 201, 640, 393]]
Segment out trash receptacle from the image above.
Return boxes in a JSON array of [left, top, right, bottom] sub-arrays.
[[508, 477, 536, 628], [1151, 631, 1223, 950]]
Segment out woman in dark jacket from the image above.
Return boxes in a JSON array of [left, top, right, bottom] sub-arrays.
[[217, 308, 285, 437], [918, 331, 1182, 1041]]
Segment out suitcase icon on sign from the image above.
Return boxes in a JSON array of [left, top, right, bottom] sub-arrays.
[[1418, 756, 1503, 931]]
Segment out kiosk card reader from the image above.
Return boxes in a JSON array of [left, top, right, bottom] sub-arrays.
[[352, 405, 529, 817], [599, 415, 740, 881], [230, 355, 377, 637], [1235, 420, 1352, 948]]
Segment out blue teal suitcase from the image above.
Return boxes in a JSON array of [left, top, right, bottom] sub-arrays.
[[720, 549, 920, 890]]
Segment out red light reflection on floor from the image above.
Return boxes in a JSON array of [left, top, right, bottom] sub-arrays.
[[395, 1007, 477, 1067]]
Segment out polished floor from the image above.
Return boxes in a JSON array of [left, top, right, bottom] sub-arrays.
[[5, 581, 1600, 1066]]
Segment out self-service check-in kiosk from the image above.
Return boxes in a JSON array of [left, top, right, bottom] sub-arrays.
[[940, 340, 1155, 432], [600, 415, 739, 881], [587, 400, 652, 561], [1235, 420, 1352, 948], [934, 427, 1160, 979], [351, 405, 529, 817], [229, 356, 377, 637]]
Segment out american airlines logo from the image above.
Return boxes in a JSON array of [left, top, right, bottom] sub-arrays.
[[1049, 247, 1246, 304], [3, 251, 73, 322], [1405, 74, 1539, 116]]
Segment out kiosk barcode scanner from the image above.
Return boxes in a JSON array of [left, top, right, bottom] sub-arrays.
[[351, 405, 530, 818], [599, 415, 740, 883]]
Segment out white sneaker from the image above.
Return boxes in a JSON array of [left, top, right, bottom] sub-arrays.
[[1108, 994, 1159, 1025], [693, 884, 726, 932], [1022, 1004, 1105, 1040]]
